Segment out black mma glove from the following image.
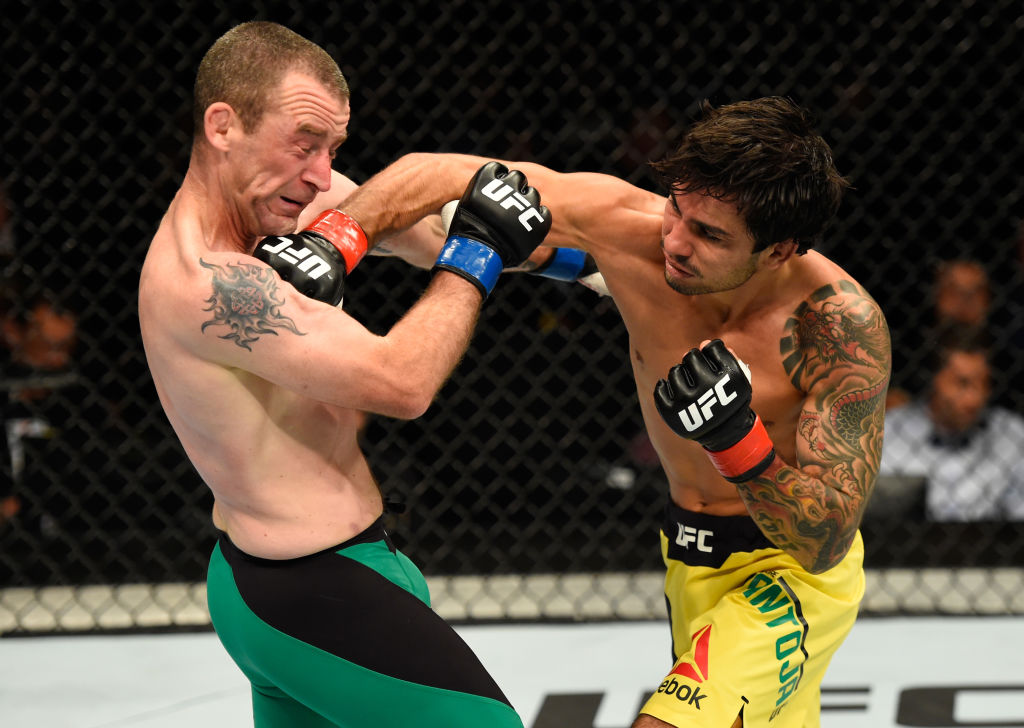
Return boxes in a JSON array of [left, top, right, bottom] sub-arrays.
[[253, 210, 368, 306], [653, 339, 776, 483], [434, 161, 552, 298]]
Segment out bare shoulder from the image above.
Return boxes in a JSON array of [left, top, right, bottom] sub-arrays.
[[191, 253, 309, 354], [140, 240, 307, 361], [574, 174, 664, 248], [778, 258, 891, 393]]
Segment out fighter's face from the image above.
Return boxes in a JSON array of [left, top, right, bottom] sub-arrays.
[[234, 71, 350, 239], [660, 190, 760, 296]]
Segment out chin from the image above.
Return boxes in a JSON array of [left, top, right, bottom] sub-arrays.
[[261, 215, 299, 237], [664, 271, 707, 296]]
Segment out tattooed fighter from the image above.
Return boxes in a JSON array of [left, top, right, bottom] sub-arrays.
[[375, 96, 890, 727], [137, 21, 550, 728]]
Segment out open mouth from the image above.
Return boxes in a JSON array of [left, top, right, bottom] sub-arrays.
[[665, 256, 695, 278], [278, 196, 307, 214]]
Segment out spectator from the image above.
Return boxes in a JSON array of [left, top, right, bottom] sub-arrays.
[[2, 298, 77, 382], [933, 258, 992, 326], [1, 281, 80, 535], [928, 255, 1022, 414], [879, 322, 1024, 521], [888, 257, 993, 410]]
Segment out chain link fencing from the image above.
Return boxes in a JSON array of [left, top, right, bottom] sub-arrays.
[[2, 0, 1023, 633]]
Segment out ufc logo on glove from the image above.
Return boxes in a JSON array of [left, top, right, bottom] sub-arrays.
[[675, 374, 738, 431], [259, 238, 332, 280], [481, 179, 547, 231], [654, 340, 776, 483]]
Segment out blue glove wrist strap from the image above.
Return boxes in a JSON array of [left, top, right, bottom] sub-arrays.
[[534, 247, 587, 281], [435, 236, 503, 297]]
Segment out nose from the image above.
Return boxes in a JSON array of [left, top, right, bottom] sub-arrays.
[[662, 219, 694, 259], [961, 386, 987, 413], [953, 383, 988, 425], [303, 150, 333, 192]]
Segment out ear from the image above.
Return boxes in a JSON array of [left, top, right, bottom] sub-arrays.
[[759, 239, 798, 270], [203, 102, 237, 152]]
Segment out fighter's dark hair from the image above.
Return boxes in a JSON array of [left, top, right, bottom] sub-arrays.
[[650, 96, 850, 254]]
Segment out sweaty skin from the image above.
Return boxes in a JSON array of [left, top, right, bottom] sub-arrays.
[[139, 73, 476, 560], [356, 153, 891, 575]]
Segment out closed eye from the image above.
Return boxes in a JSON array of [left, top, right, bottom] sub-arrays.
[[698, 225, 722, 242]]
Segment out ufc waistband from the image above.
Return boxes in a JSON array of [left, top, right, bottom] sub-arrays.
[[662, 500, 777, 569]]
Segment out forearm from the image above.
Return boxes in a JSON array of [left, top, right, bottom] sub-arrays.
[[373, 272, 482, 418], [368, 159, 552, 415], [353, 152, 645, 250], [371, 215, 449, 270], [736, 456, 864, 574], [341, 153, 485, 244]]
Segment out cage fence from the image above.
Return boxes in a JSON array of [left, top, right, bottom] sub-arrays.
[[2, 0, 1023, 634]]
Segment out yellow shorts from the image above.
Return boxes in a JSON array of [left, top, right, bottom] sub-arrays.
[[639, 502, 864, 727]]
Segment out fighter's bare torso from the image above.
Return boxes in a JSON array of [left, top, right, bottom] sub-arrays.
[[524, 167, 874, 517], [139, 183, 385, 559], [601, 238, 851, 514]]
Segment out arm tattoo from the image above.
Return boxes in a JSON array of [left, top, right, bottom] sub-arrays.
[[199, 258, 305, 350], [740, 280, 890, 572], [779, 280, 888, 390]]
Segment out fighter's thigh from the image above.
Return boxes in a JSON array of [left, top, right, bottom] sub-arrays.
[[640, 584, 808, 726], [250, 617, 523, 728], [209, 542, 522, 727]]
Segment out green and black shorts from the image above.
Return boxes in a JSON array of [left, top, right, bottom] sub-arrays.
[[207, 517, 523, 727]]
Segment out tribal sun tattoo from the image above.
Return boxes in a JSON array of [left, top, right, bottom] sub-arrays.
[[199, 259, 305, 350], [737, 280, 891, 573]]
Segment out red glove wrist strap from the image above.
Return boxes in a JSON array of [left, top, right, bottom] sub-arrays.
[[307, 210, 368, 272], [706, 415, 776, 482]]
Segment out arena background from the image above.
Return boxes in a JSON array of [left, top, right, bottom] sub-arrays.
[[1, 0, 1023, 633]]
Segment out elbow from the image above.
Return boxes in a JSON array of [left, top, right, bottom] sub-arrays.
[[800, 535, 856, 575], [378, 382, 435, 421], [802, 558, 838, 576], [790, 548, 840, 575], [394, 394, 433, 421], [366, 342, 445, 420]]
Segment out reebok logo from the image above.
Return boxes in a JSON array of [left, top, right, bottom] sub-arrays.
[[259, 238, 331, 280], [676, 373, 738, 431], [671, 624, 711, 682], [481, 179, 546, 231], [656, 625, 711, 710]]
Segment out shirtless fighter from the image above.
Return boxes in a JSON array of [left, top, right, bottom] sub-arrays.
[[138, 21, 550, 728], [372, 96, 891, 727]]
